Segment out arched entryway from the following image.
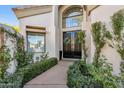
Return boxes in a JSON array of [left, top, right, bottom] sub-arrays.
[[60, 6, 83, 59]]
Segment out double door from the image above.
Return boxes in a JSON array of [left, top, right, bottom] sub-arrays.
[[63, 31, 82, 59]]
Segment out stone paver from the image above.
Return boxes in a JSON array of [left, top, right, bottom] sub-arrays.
[[24, 61, 73, 88]]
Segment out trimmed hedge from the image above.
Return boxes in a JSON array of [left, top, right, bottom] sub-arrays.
[[21, 57, 58, 85], [0, 57, 58, 88]]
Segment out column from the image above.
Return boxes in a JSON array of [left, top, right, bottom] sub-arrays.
[[82, 6, 94, 63], [51, 6, 59, 59]]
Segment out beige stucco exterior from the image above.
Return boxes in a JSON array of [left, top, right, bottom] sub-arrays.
[[13, 5, 124, 75], [90, 5, 124, 75], [19, 11, 56, 61]]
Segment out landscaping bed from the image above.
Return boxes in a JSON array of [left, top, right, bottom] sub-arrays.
[[0, 57, 58, 88], [67, 59, 120, 88], [67, 9, 124, 88]]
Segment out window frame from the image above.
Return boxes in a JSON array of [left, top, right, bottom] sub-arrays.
[[26, 31, 46, 53], [62, 7, 83, 28]]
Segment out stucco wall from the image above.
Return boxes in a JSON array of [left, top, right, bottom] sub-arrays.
[[19, 12, 57, 61], [91, 5, 124, 75]]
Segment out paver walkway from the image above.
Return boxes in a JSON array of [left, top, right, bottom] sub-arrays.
[[24, 61, 74, 88]]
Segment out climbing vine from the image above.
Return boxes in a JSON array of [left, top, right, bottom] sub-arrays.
[[91, 21, 112, 66], [111, 9, 124, 40], [67, 23, 119, 88], [77, 31, 87, 62], [0, 45, 11, 79], [110, 9, 124, 86], [16, 37, 33, 68], [110, 9, 124, 60]]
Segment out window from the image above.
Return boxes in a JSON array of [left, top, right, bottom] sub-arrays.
[[27, 32, 45, 53], [63, 7, 83, 28]]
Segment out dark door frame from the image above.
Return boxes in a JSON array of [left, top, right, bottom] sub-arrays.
[[62, 31, 82, 59]]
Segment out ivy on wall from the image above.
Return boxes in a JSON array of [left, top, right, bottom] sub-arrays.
[[67, 21, 120, 88], [1, 23, 20, 32], [91, 21, 112, 66], [77, 31, 87, 62], [111, 9, 124, 40], [16, 37, 33, 68], [110, 9, 124, 60], [110, 9, 124, 86], [0, 25, 21, 78], [0, 46, 11, 79], [0, 26, 16, 79]]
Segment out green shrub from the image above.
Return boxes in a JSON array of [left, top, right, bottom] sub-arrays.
[[20, 57, 58, 84], [67, 58, 120, 88], [0, 57, 58, 88], [0, 71, 23, 88], [67, 62, 84, 88], [16, 50, 34, 68], [16, 37, 34, 68], [0, 46, 11, 79]]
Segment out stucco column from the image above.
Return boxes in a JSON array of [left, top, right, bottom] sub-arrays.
[[82, 6, 94, 63], [51, 6, 59, 60]]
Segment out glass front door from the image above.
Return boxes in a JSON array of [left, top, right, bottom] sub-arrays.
[[63, 31, 82, 59]]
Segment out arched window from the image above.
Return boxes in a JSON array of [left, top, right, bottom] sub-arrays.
[[62, 6, 83, 28]]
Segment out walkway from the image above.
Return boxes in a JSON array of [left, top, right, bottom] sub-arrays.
[[24, 61, 74, 88]]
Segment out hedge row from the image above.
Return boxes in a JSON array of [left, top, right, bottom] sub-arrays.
[[0, 57, 58, 88]]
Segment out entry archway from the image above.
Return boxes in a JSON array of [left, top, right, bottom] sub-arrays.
[[61, 6, 83, 59]]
